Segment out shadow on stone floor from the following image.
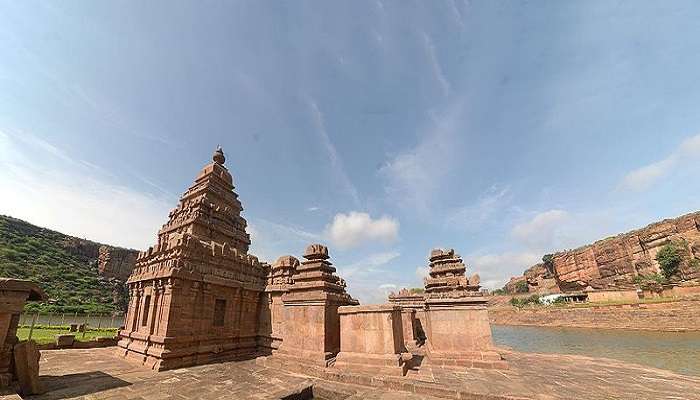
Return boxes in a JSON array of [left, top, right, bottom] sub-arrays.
[[26, 371, 130, 400]]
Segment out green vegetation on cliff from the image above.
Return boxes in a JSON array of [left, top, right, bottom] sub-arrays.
[[0, 215, 129, 314], [656, 242, 683, 279]]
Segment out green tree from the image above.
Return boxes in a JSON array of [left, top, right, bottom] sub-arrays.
[[655, 243, 683, 279]]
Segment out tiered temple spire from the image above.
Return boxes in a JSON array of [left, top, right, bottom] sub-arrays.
[[118, 147, 268, 370], [424, 248, 481, 298]]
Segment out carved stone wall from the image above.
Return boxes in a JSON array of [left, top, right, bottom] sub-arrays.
[[117, 148, 268, 371]]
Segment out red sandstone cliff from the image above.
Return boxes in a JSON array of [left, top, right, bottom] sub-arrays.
[[505, 211, 700, 293], [60, 237, 139, 281]]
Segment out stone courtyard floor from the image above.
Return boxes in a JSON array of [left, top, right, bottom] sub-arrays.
[[1, 347, 699, 400]]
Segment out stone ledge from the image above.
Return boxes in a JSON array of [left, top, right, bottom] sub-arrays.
[[338, 304, 401, 314]]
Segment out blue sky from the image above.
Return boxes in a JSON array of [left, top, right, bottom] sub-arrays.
[[2, 1, 700, 303]]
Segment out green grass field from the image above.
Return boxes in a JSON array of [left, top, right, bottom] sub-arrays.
[[16, 326, 118, 345]]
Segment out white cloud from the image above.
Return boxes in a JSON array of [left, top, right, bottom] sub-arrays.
[[619, 133, 700, 191], [326, 212, 399, 249], [306, 206, 320, 212], [511, 209, 569, 248], [0, 130, 171, 249]]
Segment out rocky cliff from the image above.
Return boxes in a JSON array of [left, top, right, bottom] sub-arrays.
[[505, 211, 700, 293], [0, 215, 139, 312], [60, 237, 138, 281]]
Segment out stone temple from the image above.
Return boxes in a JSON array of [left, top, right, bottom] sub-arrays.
[[117, 147, 505, 374]]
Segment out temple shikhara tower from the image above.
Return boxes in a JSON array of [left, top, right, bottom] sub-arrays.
[[117, 147, 269, 370], [119, 147, 503, 373]]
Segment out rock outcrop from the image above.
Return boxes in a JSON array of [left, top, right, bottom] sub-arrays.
[[60, 237, 138, 281], [505, 211, 700, 293]]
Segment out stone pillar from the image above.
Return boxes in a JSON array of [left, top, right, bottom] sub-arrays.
[[388, 288, 426, 349], [276, 244, 358, 367], [422, 249, 507, 370], [334, 305, 407, 376], [260, 256, 298, 351], [0, 279, 46, 389]]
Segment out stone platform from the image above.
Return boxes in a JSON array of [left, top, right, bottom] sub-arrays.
[[9, 347, 700, 400]]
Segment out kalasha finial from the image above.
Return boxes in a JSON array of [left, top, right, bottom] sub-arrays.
[[213, 145, 225, 165]]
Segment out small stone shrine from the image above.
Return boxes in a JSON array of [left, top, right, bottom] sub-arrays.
[[276, 244, 359, 366], [422, 249, 507, 369]]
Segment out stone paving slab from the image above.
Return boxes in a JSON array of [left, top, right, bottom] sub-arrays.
[[24, 347, 700, 400]]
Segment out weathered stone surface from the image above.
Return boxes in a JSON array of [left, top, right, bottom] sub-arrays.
[[32, 346, 700, 400], [59, 238, 138, 282], [276, 244, 358, 367], [387, 289, 426, 347], [12, 341, 42, 395], [422, 249, 506, 370], [117, 147, 269, 370], [506, 211, 700, 293], [0, 279, 46, 389], [54, 335, 75, 348], [260, 255, 300, 351], [97, 246, 138, 281], [490, 299, 700, 331], [335, 305, 407, 376]]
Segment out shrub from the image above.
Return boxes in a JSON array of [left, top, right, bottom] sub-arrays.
[[514, 280, 529, 293], [655, 243, 683, 279], [510, 294, 541, 308], [634, 273, 667, 290], [690, 258, 700, 270]]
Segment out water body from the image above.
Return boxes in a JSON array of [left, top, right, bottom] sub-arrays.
[[492, 325, 700, 376]]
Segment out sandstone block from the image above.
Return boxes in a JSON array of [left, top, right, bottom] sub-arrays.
[[12, 341, 42, 395], [55, 334, 75, 348]]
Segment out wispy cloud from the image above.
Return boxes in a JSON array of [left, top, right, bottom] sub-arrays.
[[511, 209, 569, 248], [307, 98, 361, 207], [446, 185, 512, 230], [247, 217, 322, 263], [0, 130, 171, 249], [619, 133, 700, 191], [421, 31, 450, 98], [467, 251, 542, 289], [379, 101, 465, 215], [337, 250, 400, 279], [335, 250, 401, 304]]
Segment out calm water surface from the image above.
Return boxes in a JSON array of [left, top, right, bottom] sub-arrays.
[[492, 325, 700, 376]]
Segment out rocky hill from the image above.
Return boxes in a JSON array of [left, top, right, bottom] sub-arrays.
[[504, 211, 700, 294], [0, 215, 139, 313]]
